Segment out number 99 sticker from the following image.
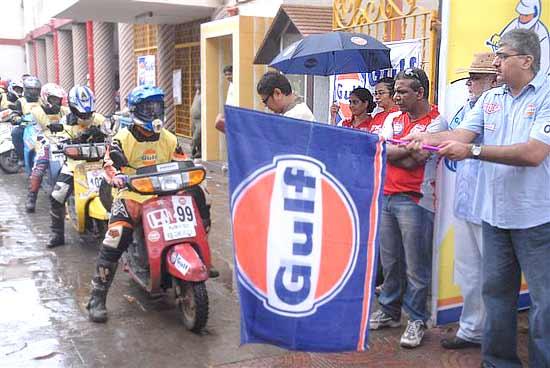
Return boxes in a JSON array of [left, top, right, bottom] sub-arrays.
[[172, 196, 196, 225]]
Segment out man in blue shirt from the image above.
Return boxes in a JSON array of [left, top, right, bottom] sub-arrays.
[[441, 52, 497, 351], [406, 29, 550, 368]]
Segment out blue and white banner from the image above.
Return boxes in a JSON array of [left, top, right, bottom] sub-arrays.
[[224, 106, 386, 352]]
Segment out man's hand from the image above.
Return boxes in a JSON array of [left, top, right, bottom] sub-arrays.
[[111, 174, 128, 189], [438, 141, 472, 161]]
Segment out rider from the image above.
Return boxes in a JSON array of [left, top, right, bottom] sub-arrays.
[[5, 79, 24, 108], [11, 76, 42, 166], [87, 85, 218, 323], [25, 82, 69, 213], [48, 85, 108, 248]]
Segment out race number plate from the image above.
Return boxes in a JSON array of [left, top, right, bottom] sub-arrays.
[[86, 169, 104, 192], [162, 196, 196, 240]]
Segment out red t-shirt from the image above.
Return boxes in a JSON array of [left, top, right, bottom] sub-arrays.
[[384, 105, 443, 211], [341, 116, 373, 132], [369, 106, 400, 135]]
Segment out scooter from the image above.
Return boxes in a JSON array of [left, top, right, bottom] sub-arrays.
[[59, 142, 109, 241], [23, 117, 64, 187], [117, 158, 212, 332], [0, 109, 19, 173]]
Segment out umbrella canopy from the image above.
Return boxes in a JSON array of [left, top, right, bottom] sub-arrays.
[[269, 32, 391, 76]]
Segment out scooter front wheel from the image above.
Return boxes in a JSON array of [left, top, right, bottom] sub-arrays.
[[174, 278, 209, 333], [0, 150, 19, 174]]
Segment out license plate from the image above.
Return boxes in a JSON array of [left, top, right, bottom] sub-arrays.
[[163, 221, 196, 240], [86, 169, 103, 192]]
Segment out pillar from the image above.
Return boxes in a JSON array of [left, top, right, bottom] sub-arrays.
[[35, 38, 47, 84], [27, 42, 36, 76], [93, 22, 116, 115], [58, 30, 74, 92], [117, 23, 135, 109], [45, 35, 56, 83], [157, 24, 175, 132], [72, 23, 88, 86]]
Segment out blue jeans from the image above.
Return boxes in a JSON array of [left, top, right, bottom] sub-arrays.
[[378, 194, 433, 322], [11, 124, 24, 161], [482, 221, 550, 368]]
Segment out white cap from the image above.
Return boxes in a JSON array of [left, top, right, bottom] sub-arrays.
[[516, 0, 541, 15]]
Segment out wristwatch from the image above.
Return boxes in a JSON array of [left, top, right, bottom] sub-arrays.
[[470, 144, 482, 159]]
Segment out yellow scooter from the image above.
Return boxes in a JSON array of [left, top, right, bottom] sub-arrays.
[[61, 143, 109, 240]]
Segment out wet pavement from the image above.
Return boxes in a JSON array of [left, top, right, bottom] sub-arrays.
[[0, 162, 529, 368]]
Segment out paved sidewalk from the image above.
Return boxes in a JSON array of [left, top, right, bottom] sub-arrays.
[[202, 160, 529, 368]]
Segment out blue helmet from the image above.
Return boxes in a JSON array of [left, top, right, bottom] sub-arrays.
[[127, 85, 164, 132], [68, 85, 95, 120]]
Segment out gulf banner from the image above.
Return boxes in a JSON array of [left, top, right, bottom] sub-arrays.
[[224, 106, 385, 352], [329, 38, 422, 123], [432, 0, 540, 325]]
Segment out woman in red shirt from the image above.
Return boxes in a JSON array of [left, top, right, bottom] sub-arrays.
[[370, 77, 399, 135], [330, 87, 376, 131]]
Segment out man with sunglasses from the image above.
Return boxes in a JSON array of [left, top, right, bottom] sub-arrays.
[[406, 29, 550, 368], [256, 71, 315, 121], [440, 52, 497, 351], [369, 67, 444, 349]]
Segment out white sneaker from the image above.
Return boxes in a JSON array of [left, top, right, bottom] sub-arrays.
[[369, 309, 401, 330], [400, 320, 426, 348]]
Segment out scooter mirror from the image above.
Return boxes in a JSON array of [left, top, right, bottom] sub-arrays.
[[110, 150, 129, 168], [48, 123, 64, 133]]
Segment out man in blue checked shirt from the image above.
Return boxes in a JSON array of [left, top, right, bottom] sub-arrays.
[[406, 29, 550, 368]]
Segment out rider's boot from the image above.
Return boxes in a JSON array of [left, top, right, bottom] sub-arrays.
[[47, 201, 65, 248], [25, 176, 41, 213], [87, 260, 118, 323]]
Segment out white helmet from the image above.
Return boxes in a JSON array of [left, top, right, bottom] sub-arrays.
[[8, 79, 24, 99], [68, 85, 95, 121], [40, 83, 66, 113]]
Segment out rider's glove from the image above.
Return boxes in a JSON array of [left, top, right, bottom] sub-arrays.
[[111, 174, 128, 189]]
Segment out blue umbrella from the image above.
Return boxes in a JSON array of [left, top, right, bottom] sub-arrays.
[[269, 32, 391, 76]]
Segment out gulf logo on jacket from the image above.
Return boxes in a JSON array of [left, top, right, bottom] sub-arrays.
[[231, 155, 359, 317]]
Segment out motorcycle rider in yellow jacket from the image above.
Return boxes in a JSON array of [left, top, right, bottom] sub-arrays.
[[48, 85, 108, 247], [87, 85, 217, 323], [11, 76, 42, 166], [25, 82, 70, 212]]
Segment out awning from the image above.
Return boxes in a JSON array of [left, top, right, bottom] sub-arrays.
[[52, 0, 220, 24], [254, 5, 333, 65]]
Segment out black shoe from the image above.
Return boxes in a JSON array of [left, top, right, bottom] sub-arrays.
[[208, 267, 220, 278], [25, 192, 37, 213], [47, 234, 65, 248], [441, 336, 481, 349]]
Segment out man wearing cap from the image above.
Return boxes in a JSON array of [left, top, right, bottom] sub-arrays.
[[440, 52, 497, 350], [488, 0, 550, 74]]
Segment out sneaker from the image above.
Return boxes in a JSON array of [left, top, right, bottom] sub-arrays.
[[369, 309, 401, 330], [400, 320, 426, 348]]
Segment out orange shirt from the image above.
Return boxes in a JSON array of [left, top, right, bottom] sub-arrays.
[[341, 115, 373, 132]]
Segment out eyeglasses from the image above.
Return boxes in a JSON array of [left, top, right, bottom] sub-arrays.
[[261, 94, 272, 105], [373, 91, 390, 96], [495, 52, 529, 61]]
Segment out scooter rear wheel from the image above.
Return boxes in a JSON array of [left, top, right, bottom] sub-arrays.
[[0, 150, 19, 174], [174, 278, 209, 333]]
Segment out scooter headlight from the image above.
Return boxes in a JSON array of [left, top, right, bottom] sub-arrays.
[[128, 168, 206, 194]]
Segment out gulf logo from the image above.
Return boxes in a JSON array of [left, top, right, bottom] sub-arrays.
[[231, 155, 360, 317]]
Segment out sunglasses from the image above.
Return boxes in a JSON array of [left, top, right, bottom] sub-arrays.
[[404, 68, 422, 81]]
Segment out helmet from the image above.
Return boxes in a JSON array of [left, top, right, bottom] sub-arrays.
[[8, 79, 24, 99], [23, 76, 41, 102], [40, 83, 66, 114], [127, 85, 164, 132], [68, 85, 95, 121]]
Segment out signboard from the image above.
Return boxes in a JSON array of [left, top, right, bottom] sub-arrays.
[[173, 69, 182, 105], [137, 55, 156, 86]]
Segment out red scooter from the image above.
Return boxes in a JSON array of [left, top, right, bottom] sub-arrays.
[[120, 160, 213, 332]]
